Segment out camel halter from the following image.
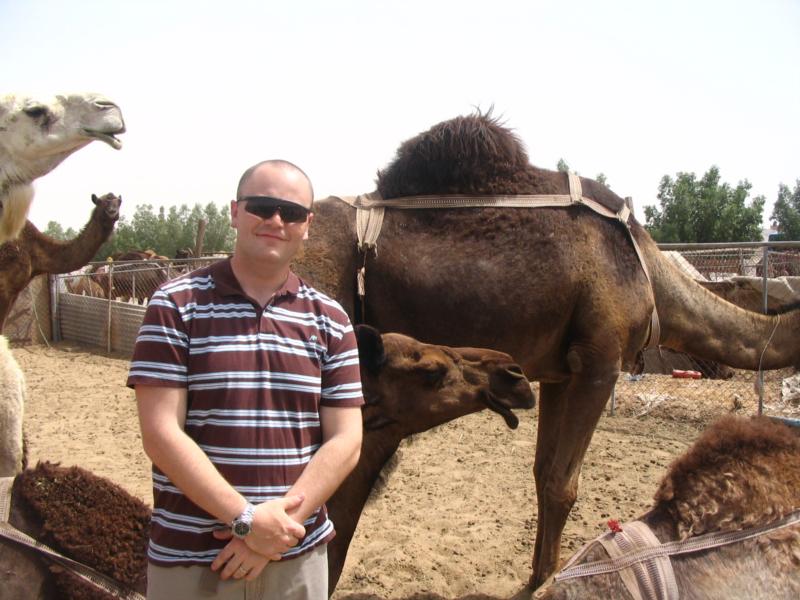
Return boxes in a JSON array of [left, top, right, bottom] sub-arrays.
[[335, 171, 661, 349], [553, 510, 800, 600], [0, 476, 145, 600]]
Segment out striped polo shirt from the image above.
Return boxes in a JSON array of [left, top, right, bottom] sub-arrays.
[[126, 258, 363, 566]]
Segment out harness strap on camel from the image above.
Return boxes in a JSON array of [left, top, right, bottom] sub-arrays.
[[0, 475, 145, 600], [554, 510, 800, 598], [335, 171, 661, 348]]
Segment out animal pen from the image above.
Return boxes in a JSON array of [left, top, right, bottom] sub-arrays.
[[11, 244, 800, 422]]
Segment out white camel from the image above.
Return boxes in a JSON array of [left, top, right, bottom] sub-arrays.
[[0, 92, 125, 244], [0, 92, 125, 477]]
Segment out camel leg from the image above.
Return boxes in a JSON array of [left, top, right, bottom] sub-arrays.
[[529, 365, 618, 589]]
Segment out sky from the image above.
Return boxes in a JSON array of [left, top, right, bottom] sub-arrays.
[[2, 0, 799, 233]]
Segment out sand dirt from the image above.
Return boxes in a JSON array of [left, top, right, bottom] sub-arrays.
[[14, 342, 797, 599]]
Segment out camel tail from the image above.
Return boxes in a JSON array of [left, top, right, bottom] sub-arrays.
[[0, 184, 34, 244]]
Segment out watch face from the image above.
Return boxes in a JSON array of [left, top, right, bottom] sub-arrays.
[[232, 521, 251, 537]]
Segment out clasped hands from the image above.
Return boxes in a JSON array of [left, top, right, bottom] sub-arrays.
[[210, 494, 306, 582]]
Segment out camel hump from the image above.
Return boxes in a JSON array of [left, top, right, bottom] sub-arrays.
[[375, 111, 633, 220]]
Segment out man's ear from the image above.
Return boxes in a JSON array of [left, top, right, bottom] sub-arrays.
[[230, 199, 239, 229], [302, 212, 314, 240], [355, 325, 386, 375]]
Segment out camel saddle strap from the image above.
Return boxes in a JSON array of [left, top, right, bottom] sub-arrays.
[[596, 521, 679, 600], [334, 171, 661, 348], [0, 476, 144, 600], [555, 511, 800, 595]]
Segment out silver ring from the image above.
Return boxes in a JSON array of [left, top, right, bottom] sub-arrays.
[[236, 567, 248, 576]]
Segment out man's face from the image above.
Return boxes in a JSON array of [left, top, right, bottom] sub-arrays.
[[230, 166, 314, 269]]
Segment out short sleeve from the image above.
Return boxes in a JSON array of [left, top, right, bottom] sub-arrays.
[[320, 320, 364, 408], [126, 288, 190, 388]]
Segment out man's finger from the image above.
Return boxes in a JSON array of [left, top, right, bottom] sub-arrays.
[[210, 545, 233, 572], [213, 528, 233, 540]]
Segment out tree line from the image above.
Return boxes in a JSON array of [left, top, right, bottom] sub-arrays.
[[558, 159, 799, 243], [44, 202, 236, 262], [43, 170, 800, 254]]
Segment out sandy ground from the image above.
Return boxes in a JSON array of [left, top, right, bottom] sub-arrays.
[[13, 342, 799, 599]]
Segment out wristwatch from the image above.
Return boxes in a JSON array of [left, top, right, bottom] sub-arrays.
[[231, 502, 257, 538]]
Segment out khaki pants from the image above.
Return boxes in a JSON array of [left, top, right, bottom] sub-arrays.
[[146, 545, 328, 600]]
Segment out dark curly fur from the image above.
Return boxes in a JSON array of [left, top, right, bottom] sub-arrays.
[[654, 416, 800, 539], [376, 111, 559, 198], [16, 462, 150, 599]]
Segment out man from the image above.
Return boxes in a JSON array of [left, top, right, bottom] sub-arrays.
[[128, 160, 363, 599]]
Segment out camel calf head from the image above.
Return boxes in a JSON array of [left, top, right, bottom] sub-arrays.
[[356, 325, 535, 435]]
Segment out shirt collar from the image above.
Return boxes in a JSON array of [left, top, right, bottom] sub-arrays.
[[210, 257, 300, 299]]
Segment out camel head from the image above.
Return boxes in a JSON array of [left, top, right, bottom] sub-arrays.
[[91, 192, 122, 224], [355, 325, 535, 435], [0, 93, 125, 243]]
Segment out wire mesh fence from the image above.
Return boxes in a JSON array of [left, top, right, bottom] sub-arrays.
[[12, 244, 800, 421], [53, 257, 226, 354]]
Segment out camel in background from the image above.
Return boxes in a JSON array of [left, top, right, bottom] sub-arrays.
[[89, 250, 172, 304], [0, 193, 121, 329], [0, 93, 124, 244], [536, 416, 799, 600], [0, 327, 533, 599], [294, 112, 800, 587]]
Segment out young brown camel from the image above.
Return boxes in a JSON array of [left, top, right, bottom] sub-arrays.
[[536, 415, 800, 600], [0, 93, 124, 244], [0, 193, 121, 329], [293, 112, 800, 588], [327, 325, 535, 594], [0, 327, 534, 600]]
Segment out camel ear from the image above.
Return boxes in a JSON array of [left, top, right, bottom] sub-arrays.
[[355, 325, 386, 374], [91, 194, 99, 205]]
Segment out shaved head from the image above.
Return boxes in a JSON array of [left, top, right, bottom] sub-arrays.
[[236, 159, 314, 207]]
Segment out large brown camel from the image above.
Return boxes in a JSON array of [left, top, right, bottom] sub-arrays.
[[0, 93, 124, 244], [0, 193, 121, 330], [0, 327, 533, 600], [536, 415, 800, 600], [292, 112, 800, 588]]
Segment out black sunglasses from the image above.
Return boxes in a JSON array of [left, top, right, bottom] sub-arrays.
[[238, 196, 311, 223]]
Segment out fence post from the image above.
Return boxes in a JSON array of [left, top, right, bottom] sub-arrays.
[[758, 246, 769, 415], [49, 275, 61, 342], [107, 265, 114, 354]]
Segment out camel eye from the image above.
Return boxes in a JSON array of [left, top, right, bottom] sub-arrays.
[[24, 105, 48, 119], [420, 364, 447, 386]]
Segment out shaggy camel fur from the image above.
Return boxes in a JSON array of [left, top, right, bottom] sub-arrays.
[[0, 327, 533, 599], [0, 93, 124, 244], [2, 462, 149, 600], [0, 193, 120, 329], [536, 415, 800, 599], [295, 112, 800, 587]]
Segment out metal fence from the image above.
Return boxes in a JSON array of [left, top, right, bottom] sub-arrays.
[[41, 244, 800, 419], [52, 257, 224, 354]]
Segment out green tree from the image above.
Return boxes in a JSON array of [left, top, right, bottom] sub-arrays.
[[556, 158, 570, 173], [769, 180, 800, 240], [595, 173, 609, 189], [42, 221, 77, 240], [88, 201, 235, 261], [643, 166, 764, 243]]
